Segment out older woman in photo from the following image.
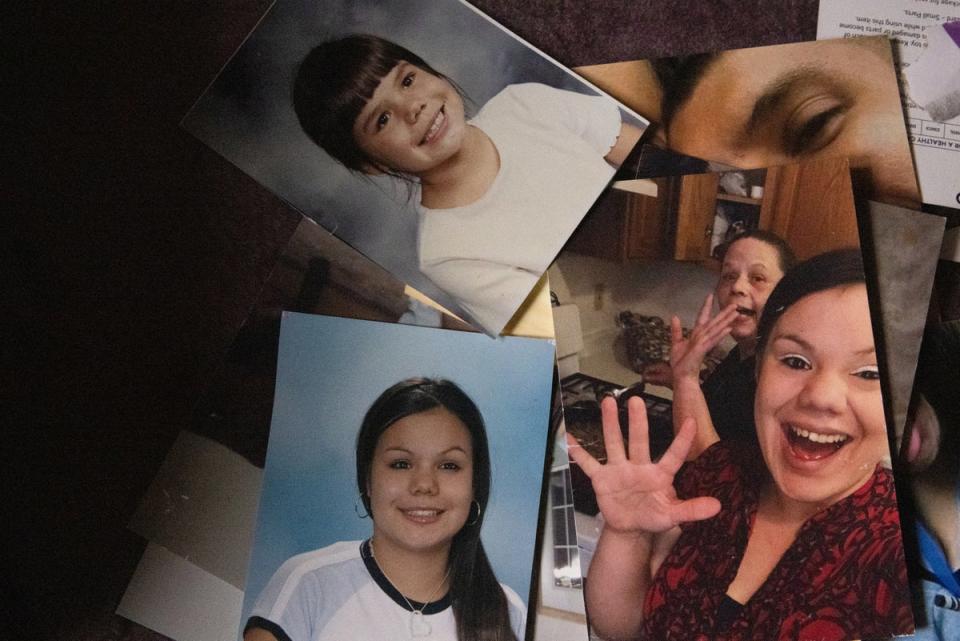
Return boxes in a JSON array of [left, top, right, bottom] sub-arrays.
[[643, 229, 797, 448], [569, 249, 912, 640]]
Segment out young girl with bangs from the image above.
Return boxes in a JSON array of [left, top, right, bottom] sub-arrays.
[[293, 34, 642, 333]]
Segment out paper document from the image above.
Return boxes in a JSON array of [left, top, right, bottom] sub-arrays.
[[818, 0, 960, 208]]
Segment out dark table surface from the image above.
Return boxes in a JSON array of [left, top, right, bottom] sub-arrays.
[[8, 2, 816, 638]]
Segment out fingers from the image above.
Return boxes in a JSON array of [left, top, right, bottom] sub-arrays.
[[565, 432, 601, 478], [669, 496, 722, 524], [696, 310, 736, 352], [695, 293, 714, 327], [657, 416, 697, 475], [600, 396, 627, 464], [712, 302, 739, 329], [670, 315, 683, 347], [686, 304, 738, 358], [626, 396, 650, 464]]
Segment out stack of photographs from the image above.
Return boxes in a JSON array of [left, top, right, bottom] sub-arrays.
[[115, 2, 960, 641]]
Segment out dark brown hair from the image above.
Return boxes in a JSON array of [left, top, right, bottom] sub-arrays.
[[356, 378, 517, 641], [293, 34, 445, 174], [755, 248, 866, 359], [719, 228, 798, 274]]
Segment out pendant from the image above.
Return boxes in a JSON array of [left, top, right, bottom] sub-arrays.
[[410, 611, 432, 637]]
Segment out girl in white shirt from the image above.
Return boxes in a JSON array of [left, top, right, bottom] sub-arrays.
[[293, 35, 641, 333]]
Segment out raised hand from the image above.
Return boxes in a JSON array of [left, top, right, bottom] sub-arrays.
[[671, 293, 738, 382], [566, 396, 720, 535]]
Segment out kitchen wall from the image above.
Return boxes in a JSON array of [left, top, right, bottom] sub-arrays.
[[549, 252, 730, 386]]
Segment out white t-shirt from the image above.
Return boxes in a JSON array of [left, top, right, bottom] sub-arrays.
[[418, 83, 622, 334], [246, 540, 527, 641]]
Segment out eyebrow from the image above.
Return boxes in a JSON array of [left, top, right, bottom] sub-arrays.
[[723, 261, 769, 270], [774, 333, 875, 356], [383, 446, 468, 456], [742, 66, 825, 137]]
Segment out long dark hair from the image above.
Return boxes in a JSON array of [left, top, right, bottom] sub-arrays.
[[755, 248, 867, 359], [293, 34, 446, 175], [356, 378, 517, 641]]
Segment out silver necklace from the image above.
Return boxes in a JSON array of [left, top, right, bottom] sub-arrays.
[[370, 539, 451, 638]]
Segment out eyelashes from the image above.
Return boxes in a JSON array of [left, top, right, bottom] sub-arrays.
[[778, 354, 880, 381], [782, 97, 847, 156], [387, 459, 463, 471], [852, 366, 880, 381], [780, 354, 811, 370], [374, 71, 417, 131]]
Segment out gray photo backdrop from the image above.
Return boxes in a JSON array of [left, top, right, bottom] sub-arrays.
[[183, 0, 640, 322]]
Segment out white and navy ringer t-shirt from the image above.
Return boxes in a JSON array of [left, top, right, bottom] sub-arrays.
[[245, 540, 526, 641]]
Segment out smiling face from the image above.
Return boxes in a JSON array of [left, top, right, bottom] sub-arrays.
[[755, 284, 888, 508], [352, 62, 467, 177], [666, 39, 920, 207], [716, 237, 785, 343], [367, 407, 474, 559]]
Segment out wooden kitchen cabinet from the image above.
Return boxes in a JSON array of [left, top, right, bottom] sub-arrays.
[[566, 156, 858, 264], [757, 156, 859, 258], [673, 172, 720, 261], [566, 177, 672, 261], [672, 156, 858, 262]]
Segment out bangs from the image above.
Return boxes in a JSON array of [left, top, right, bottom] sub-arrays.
[[293, 35, 437, 172], [330, 54, 399, 136]]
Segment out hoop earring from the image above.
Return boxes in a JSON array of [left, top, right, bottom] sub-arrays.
[[466, 500, 482, 526], [355, 495, 370, 519]]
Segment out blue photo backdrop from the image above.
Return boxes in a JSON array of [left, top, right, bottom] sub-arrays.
[[241, 313, 556, 630]]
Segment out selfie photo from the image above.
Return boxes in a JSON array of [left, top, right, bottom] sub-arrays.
[[551, 158, 915, 640]]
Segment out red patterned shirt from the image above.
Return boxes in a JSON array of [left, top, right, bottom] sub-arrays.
[[640, 442, 913, 641]]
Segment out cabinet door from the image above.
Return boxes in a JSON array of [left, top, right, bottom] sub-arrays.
[[758, 156, 859, 259], [624, 180, 670, 260], [673, 173, 720, 261]]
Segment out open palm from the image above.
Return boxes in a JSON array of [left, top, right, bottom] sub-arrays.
[[671, 293, 739, 382], [567, 396, 720, 535]]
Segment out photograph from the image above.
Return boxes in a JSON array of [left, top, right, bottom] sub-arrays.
[[577, 36, 944, 444], [579, 36, 920, 209], [893, 212, 960, 641], [240, 314, 556, 641], [551, 157, 915, 640], [182, 0, 647, 335]]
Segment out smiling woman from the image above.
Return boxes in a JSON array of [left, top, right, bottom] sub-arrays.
[[570, 250, 913, 641], [244, 379, 525, 641]]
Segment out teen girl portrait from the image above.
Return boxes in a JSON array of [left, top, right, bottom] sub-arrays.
[[293, 33, 643, 334], [238, 314, 554, 641], [245, 378, 524, 641], [568, 250, 913, 641]]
